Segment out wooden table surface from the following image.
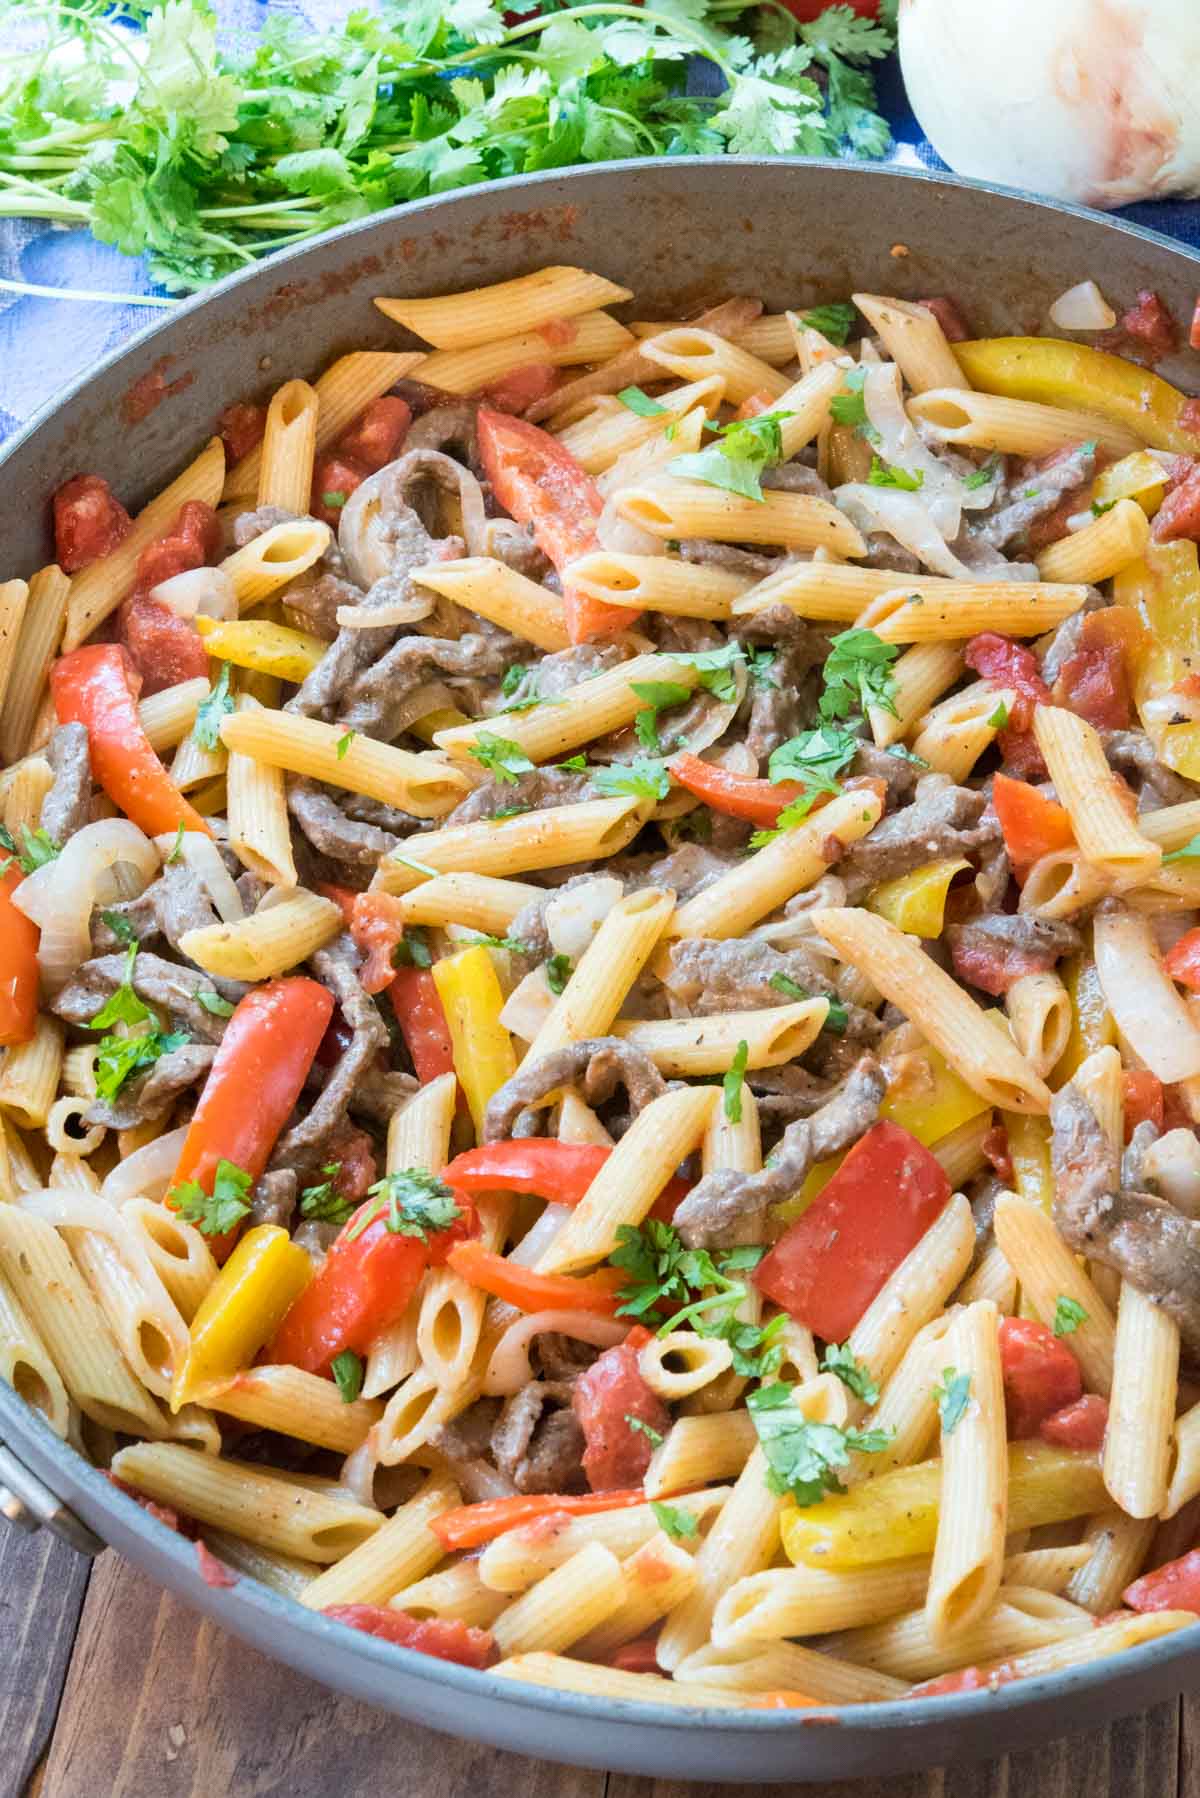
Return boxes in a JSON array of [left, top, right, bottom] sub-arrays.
[[4, 1524, 1196, 1798]]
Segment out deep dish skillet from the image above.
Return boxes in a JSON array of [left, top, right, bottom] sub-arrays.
[[2, 158, 1200, 1784]]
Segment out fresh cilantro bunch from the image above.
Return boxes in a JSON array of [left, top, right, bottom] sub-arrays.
[[0, 0, 895, 292], [608, 1221, 784, 1378], [747, 1381, 890, 1505], [170, 1157, 253, 1236], [668, 411, 794, 502]]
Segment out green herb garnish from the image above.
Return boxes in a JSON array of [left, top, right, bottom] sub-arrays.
[[169, 1159, 253, 1238]]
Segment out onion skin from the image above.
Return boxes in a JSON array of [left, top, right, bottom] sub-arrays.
[[899, 0, 1200, 208]]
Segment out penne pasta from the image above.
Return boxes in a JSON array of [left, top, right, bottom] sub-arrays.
[[566, 551, 753, 620], [410, 312, 633, 397], [220, 707, 469, 818], [297, 1471, 458, 1605], [376, 267, 633, 348], [406, 557, 570, 652], [616, 478, 867, 556], [639, 327, 790, 405], [613, 1000, 829, 1075], [852, 295, 964, 394], [926, 1300, 1008, 1641], [0, 569, 62, 764], [1036, 497, 1150, 585], [856, 581, 1086, 645], [907, 387, 1141, 459], [372, 798, 643, 897], [179, 888, 342, 982], [256, 378, 319, 512]]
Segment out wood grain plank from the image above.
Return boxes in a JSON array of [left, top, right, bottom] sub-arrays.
[[606, 1696, 1181, 1798], [38, 1554, 605, 1798], [0, 1524, 90, 1798]]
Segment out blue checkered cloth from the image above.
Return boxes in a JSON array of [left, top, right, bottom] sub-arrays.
[[2, 13, 1198, 447]]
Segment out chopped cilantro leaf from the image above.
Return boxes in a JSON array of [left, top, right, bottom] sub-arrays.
[[829, 366, 872, 433], [323, 491, 347, 509], [169, 1159, 253, 1238], [886, 743, 931, 769], [963, 456, 1001, 492], [350, 1169, 461, 1243], [392, 926, 433, 969], [821, 1341, 880, 1405], [767, 724, 859, 810], [194, 663, 234, 752], [867, 454, 923, 491], [651, 1499, 698, 1540], [987, 698, 1010, 730], [631, 679, 691, 755], [1091, 498, 1117, 517], [88, 944, 153, 1033], [545, 953, 573, 996], [747, 1382, 891, 1506], [501, 665, 528, 697], [618, 387, 668, 418], [197, 989, 235, 1017], [0, 823, 60, 877], [94, 1025, 189, 1104], [467, 732, 535, 785], [934, 1367, 971, 1435], [1054, 1295, 1088, 1337], [555, 754, 589, 772], [800, 302, 856, 345], [300, 1164, 354, 1226], [667, 412, 794, 503], [819, 628, 899, 722], [673, 644, 745, 703], [336, 730, 356, 760], [823, 996, 849, 1035], [625, 1413, 664, 1447], [331, 1350, 364, 1404], [591, 756, 670, 804], [100, 909, 138, 946], [769, 972, 808, 1001], [165, 823, 185, 864], [724, 1039, 749, 1123]]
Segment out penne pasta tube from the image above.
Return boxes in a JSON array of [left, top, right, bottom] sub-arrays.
[[574, 1533, 698, 1660], [223, 352, 425, 503], [667, 790, 883, 942], [856, 581, 1086, 645], [615, 478, 867, 557], [137, 677, 210, 754], [907, 388, 1141, 459], [1037, 708, 1162, 888], [391, 1561, 509, 1631], [491, 1541, 626, 1657], [4, 754, 53, 841], [0, 564, 68, 764], [613, 1000, 829, 1076], [219, 707, 469, 818], [0, 1014, 64, 1128], [1004, 1544, 1092, 1594], [830, 1586, 1092, 1684], [409, 313, 633, 395], [1164, 1399, 1200, 1519], [477, 1489, 728, 1595], [64, 437, 226, 647], [712, 1557, 934, 1650], [179, 888, 342, 982], [393, 872, 542, 933], [643, 1411, 758, 1501], [640, 327, 790, 405], [733, 561, 953, 627], [537, 1084, 717, 1275], [112, 1444, 382, 1562], [843, 1316, 950, 1488], [375, 267, 633, 348], [1019, 846, 1114, 921], [560, 377, 724, 473], [992, 1196, 1115, 1395], [491, 1653, 744, 1708], [813, 907, 1051, 1113], [846, 1197, 976, 1399], [522, 887, 675, 1064], [225, 694, 296, 887], [988, 1609, 1194, 1680], [852, 295, 964, 394], [910, 678, 1015, 783], [121, 1196, 218, 1326], [1138, 800, 1200, 853], [257, 378, 319, 512], [673, 1640, 907, 1705], [1093, 903, 1200, 1082], [200, 1365, 382, 1454], [956, 1238, 1018, 1314], [372, 797, 643, 896], [373, 1365, 482, 1468], [201, 1529, 315, 1601], [868, 641, 965, 748], [638, 1330, 733, 1399], [1005, 972, 1072, 1080], [0, 1264, 71, 1437], [297, 1471, 459, 1606], [565, 551, 753, 620], [926, 1300, 1008, 1642], [406, 557, 570, 652], [436, 653, 699, 766], [219, 518, 332, 608], [929, 1110, 992, 1190], [1105, 1283, 1179, 1519], [1064, 1511, 1156, 1613], [1036, 497, 1150, 584]]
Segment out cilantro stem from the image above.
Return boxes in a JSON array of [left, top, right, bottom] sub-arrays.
[[462, 5, 738, 79]]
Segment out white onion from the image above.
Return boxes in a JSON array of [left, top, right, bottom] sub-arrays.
[[154, 830, 244, 922], [1093, 906, 1200, 1083], [506, 1202, 571, 1269], [499, 964, 556, 1041], [834, 484, 974, 578], [483, 1309, 628, 1397], [1143, 1129, 1200, 1217], [899, 0, 1200, 208], [1049, 281, 1117, 331], [545, 877, 624, 959], [150, 565, 237, 621], [340, 458, 487, 586], [862, 364, 969, 529], [335, 595, 435, 630], [100, 1125, 189, 1207], [15, 819, 159, 992], [596, 493, 665, 557]]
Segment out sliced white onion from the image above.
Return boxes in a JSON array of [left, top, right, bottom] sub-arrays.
[[340, 457, 488, 586], [150, 565, 237, 621], [1094, 906, 1200, 1083], [862, 364, 969, 527], [483, 1308, 628, 1397], [155, 829, 244, 922], [101, 1125, 189, 1208], [834, 483, 975, 578], [1049, 280, 1116, 330], [15, 819, 160, 992], [499, 964, 556, 1041], [596, 493, 666, 557], [545, 877, 624, 959], [1143, 1128, 1200, 1217], [710, 739, 758, 777], [506, 1202, 571, 1269], [335, 594, 435, 629]]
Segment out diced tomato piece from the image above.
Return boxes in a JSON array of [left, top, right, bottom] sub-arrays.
[[52, 473, 132, 573], [998, 1316, 1083, 1439], [917, 295, 970, 342], [911, 1663, 1017, 1698], [312, 454, 366, 529], [132, 499, 221, 599], [1152, 461, 1200, 545], [950, 933, 1058, 998], [1039, 1393, 1108, 1452], [1122, 1069, 1164, 1137], [734, 389, 776, 420], [1166, 928, 1200, 993], [331, 1125, 377, 1203], [117, 593, 209, 695], [991, 773, 1074, 882], [349, 892, 407, 994], [217, 401, 267, 466], [607, 1634, 663, 1674], [195, 1539, 238, 1588], [389, 967, 456, 1083], [1118, 290, 1178, 365], [755, 1122, 951, 1342], [336, 396, 412, 472], [105, 1470, 191, 1535], [981, 1123, 1014, 1183], [1125, 1549, 1200, 1615], [964, 635, 1049, 731], [323, 1604, 496, 1668], [483, 362, 559, 415], [573, 1325, 671, 1492], [1052, 639, 1131, 731]]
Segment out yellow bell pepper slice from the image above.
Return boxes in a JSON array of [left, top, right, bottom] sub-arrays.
[[1053, 952, 1116, 1085], [954, 337, 1200, 455], [196, 615, 327, 684], [410, 706, 471, 744], [866, 858, 969, 939], [1003, 1112, 1054, 1213], [171, 1224, 312, 1411], [780, 1441, 1106, 1570], [1091, 450, 1166, 518], [432, 944, 517, 1139]]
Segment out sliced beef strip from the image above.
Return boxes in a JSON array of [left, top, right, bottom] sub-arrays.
[[249, 1168, 298, 1231], [972, 443, 1097, 553], [405, 401, 479, 464], [268, 941, 387, 1180], [1102, 728, 1200, 807], [490, 1381, 587, 1494], [484, 1038, 666, 1142], [673, 1055, 886, 1249], [288, 778, 403, 868], [974, 838, 1012, 912], [662, 938, 881, 1039], [745, 1063, 841, 1124], [232, 504, 299, 547], [1123, 1119, 1161, 1192], [533, 1333, 602, 1381], [863, 533, 923, 575], [92, 859, 229, 962], [1038, 589, 1109, 685], [1051, 1082, 1200, 1356], [948, 912, 1082, 983], [503, 872, 609, 965], [680, 540, 784, 576], [485, 519, 553, 583], [732, 604, 826, 760], [761, 464, 835, 500], [508, 642, 629, 704], [83, 1042, 216, 1130], [444, 767, 593, 828], [638, 842, 743, 904], [350, 1065, 418, 1127], [851, 740, 920, 808], [51, 952, 240, 1043], [837, 775, 999, 902], [41, 724, 93, 845], [336, 631, 515, 741]]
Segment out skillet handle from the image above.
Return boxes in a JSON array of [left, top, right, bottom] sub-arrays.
[[0, 1441, 104, 1557]]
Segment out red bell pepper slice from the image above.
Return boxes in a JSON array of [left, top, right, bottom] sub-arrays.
[[1165, 928, 1200, 993], [668, 752, 812, 828], [476, 407, 628, 643], [911, 1664, 1017, 1699], [0, 867, 40, 1047], [446, 1238, 623, 1315], [50, 644, 213, 840], [323, 1604, 495, 1668], [1039, 1393, 1108, 1452], [606, 1633, 663, 1674], [442, 1140, 691, 1220], [1121, 1069, 1164, 1138], [430, 1487, 649, 1551], [268, 1188, 473, 1376], [991, 772, 1074, 882], [754, 1121, 951, 1342], [170, 977, 334, 1259], [1124, 1548, 1200, 1615], [998, 1316, 1083, 1438], [389, 967, 456, 1084]]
